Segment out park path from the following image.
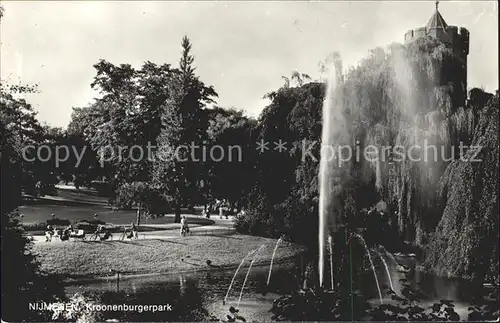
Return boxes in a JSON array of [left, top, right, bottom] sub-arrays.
[[29, 214, 236, 244]]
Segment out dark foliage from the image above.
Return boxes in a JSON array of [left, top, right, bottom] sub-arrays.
[[46, 218, 71, 226], [1, 80, 65, 321], [271, 267, 498, 321], [1, 213, 65, 321]]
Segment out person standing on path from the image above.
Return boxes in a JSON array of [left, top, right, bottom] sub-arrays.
[[180, 216, 189, 237]]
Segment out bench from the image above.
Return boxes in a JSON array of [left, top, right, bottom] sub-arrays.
[[70, 230, 85, 240]]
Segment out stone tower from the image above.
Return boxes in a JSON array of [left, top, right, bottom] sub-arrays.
[[404, 1, 469, 107]]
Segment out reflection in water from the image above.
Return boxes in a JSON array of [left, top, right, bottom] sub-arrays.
[[179, 275, 185, 297], [65, 261, 300, 322]]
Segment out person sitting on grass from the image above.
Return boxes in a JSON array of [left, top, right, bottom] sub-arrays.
[[93, 224, 104, 239], [100, 227, 112, 241], [60, 227, 70, 241], [131, 222, 138, 239], [125, 226, 133, 239]]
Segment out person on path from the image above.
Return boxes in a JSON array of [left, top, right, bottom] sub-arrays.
[[131, 222, 138, 239], [180, 216, 189, 236], [45, 224, 54, 242]]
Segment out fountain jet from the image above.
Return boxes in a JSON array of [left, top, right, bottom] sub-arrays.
[[267, 237, 282, 286], [224, 248, 257, 305], [328, 235, 334, 290], [351, 234, 383, 304], [377, 250, 395, 293], [318, 60, 343, 288], [237, 244, 265, 309]]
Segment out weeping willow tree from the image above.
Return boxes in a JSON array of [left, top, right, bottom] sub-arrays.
[[425, 93, 498, 282], [334, 34, 497, 282], [335, 35, 480, 246]]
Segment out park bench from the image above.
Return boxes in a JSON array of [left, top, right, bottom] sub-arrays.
[[70, 230, 85, 240]]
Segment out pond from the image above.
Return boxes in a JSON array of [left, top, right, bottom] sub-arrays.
[[63, 251, 493, 321], [358, 254, 481, 320], [65, 260, 301, 322]]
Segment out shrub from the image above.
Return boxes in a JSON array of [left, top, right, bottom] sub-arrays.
[[1, 213, 65, 321], [85, 219, 106, 225], [50, 292, 102, 322], [46, 218, 71, 226], [271, 289, 371, 321], [22, 222, 48, 232]]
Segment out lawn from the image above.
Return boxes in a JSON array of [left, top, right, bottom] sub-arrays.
[[18, 187, 205, 225], [33, 234, 305, 279]]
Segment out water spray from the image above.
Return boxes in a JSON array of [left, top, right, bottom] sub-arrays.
[[267, 237, 282, 286], [223, 248, 257, 305], [328, 234, 334, 290], [237, 244, 265, 309]]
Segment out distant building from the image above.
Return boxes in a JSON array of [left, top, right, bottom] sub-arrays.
[[404, 1, 469, 107]]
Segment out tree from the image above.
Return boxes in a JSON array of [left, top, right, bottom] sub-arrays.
[[205, 107, 257, 212], [68, 59, 179, 204], [88, 61, 148, 186], [115, 181, 155, 225], [236, 79, 326, 244], [152, 36, 217, 222], [1, 82, 63, 321], [1, 83, 58, 197]]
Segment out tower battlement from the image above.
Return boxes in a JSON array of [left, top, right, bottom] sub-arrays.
[[404, 25, 469, 57], [403, 1, 469, 108]]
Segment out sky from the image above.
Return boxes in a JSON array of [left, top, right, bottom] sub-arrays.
[[1, 1, 498, 128]]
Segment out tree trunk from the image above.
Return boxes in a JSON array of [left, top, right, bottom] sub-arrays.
[[174, 204, 181, 223], [136, 202, 141, 226]]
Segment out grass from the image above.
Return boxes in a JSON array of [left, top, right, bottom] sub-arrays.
[[33, 234, 305, 279], [19, 202, 168, 226], [19, 188, 208, 225]]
